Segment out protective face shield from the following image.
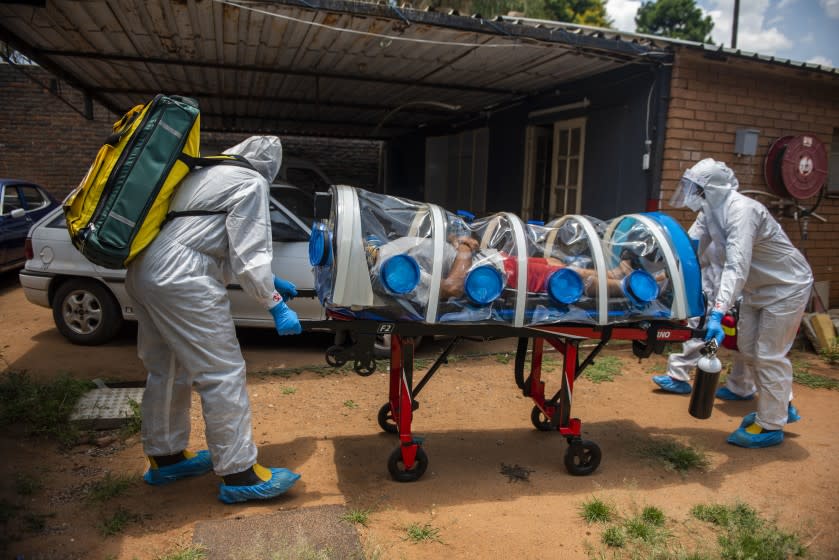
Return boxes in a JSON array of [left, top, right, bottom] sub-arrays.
[[670, 177, 705, 212], [223, 136, 283, 183]]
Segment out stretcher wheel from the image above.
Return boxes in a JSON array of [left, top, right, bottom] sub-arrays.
[[530, 406, 554, 431], [325, 345, 346, 367], [387, 446, 428, 482], [353, 359, 376, 376], [564, 440, 601, 476], [377, 403, 398, 434]]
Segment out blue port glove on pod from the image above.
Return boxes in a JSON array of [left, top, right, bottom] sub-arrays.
[[273, 276, 298, 301], [270, 300, 301, 336], [704, 310, 725, 346]]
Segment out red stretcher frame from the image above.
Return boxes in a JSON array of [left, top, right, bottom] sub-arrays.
[[324, 316, 702, 482]]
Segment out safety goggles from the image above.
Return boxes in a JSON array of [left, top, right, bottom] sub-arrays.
[[669, 177, 704, 209]]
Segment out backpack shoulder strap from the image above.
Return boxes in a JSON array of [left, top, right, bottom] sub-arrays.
[[162, 209, 227, 226], [179, 153, 257, 171]]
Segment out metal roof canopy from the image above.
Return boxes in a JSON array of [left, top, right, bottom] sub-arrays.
[[0, 0, 670, 139]]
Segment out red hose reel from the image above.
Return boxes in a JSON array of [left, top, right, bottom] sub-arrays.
[[764, 134, 828, 199]]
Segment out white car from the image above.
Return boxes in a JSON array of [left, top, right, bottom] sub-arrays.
[[19, 186, 326, 345]]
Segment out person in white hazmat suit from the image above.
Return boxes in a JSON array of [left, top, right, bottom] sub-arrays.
[[652, 235, 801, 422], [670, 158, 813, 448], [126, 136, 303, 503]]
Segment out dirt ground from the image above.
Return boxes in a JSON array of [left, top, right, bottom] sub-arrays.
[[1, 270, 838, 560]]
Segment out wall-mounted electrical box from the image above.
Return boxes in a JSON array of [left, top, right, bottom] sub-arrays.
[[734, 128, 760, 156]]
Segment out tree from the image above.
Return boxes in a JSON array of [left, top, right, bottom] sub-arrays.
[[635, 0, 714, 43], [525, 0, 612, 26]]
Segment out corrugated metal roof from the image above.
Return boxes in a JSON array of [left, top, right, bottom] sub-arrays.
[[3, 1, 830, 138], [0, 0, 668, 138], [495, 14, 839, 76]]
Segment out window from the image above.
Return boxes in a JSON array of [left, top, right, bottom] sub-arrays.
[[1, 185, 22, 215], [19, 185, 49, 211], [269, 201, 308, 242]]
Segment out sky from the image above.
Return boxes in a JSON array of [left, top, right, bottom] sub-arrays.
[[606, 0, 839, 68]]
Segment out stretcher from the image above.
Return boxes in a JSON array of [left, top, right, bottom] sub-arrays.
[[323, 317, 702, 481], [308, 186, 706, 481]]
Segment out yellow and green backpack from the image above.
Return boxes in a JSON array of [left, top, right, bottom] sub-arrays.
[[64, 94, 252, 269]]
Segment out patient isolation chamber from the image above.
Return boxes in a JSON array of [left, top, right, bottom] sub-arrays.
[[309, 186, 704, 327]]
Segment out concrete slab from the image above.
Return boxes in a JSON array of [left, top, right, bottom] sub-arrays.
[[70, 387, 144, 430], [192, 504, 363, 560]]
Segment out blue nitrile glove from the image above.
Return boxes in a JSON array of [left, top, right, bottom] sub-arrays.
[[705, 310, 725, 346], [273, 276, 297, 301], [269, 300, 302, 336]]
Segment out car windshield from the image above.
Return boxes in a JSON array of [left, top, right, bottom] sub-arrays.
[[271, 185, 315, 227]]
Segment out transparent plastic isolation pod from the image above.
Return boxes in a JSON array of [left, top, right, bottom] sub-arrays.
[[310, 186, 703, 327]]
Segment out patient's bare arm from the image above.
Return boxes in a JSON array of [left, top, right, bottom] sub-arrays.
[[440, 237, 477, 299]]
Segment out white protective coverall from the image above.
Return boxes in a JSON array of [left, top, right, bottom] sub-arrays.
[[681, 159, 813, 431], [126, 136, 283, 476], [666, 232, 755, 396]]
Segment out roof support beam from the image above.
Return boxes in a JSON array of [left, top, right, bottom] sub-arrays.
[[35, 49, 518, 95]]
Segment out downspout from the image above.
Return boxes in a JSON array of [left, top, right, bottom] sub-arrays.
[[647, 60, 673, 211]]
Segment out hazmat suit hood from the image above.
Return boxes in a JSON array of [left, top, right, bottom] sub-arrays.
[[671, 158, 740, 213], [223, 135, 283, 183]]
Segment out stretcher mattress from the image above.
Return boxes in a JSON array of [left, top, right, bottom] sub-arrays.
[[309, 186, 704, 327]]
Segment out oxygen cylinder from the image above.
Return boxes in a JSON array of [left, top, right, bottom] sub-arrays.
[[688, 341, 722, 419]]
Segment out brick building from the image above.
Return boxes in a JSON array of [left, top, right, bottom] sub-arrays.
[[662, 48, 839, 306]]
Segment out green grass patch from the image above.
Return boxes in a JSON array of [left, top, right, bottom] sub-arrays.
[[343, 400, 359, 409], [584, 356, 623, 384], [495, 353, 511, 365], [88, 472, 135, 503], [99, 506, 140, 536], [601, 525, 626, 547], [15, 473, 42, 496], [691, 502, 807, 559], [641, 506, 666, 527], [640, 438, 709, 472], [119, 398, 142, 438], [580, 496, 615, 524], [281, 386, 297, 395], [792, 360, 839, 390], [154, 544, 208, 560], [404, 522, 442, 543], [820, 338, 839, 365], [340, 508, 371, 527], [0, 371, 95, 445]]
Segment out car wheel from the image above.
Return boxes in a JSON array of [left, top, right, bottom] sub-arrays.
[[52, 279, 123, 345], [373, 334, 423, 358]]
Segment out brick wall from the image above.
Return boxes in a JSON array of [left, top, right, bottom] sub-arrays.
[[0, 64, 381, 200], [663, 50, 839, 307]]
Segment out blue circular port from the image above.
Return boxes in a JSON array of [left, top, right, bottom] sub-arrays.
[[380, 254, 421, 294], [547, 268, 584, 305], [464, 265, 504, 305], [308, 226, 332, 267], [622, 269, 660, 306]]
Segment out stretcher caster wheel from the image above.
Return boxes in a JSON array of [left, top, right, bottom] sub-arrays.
[[377, 403, 398, 434], [564, 440, 601, 476], [353, 359, 376, 376], [325, 346, 346, 367], [530, 406, 555, 431], [387, 446, 428, 482]]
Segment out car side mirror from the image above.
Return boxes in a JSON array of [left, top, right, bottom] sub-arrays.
[[10, 208, 26, 219]]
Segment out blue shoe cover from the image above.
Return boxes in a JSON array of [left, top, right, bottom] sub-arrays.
[[144, 450, 212, 486], [715, 387, 754, 401], [740, 405, 800, 428], [727, 426, 784, 448], [652, 375, 691, 394], [218, 467, 301, 504]]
